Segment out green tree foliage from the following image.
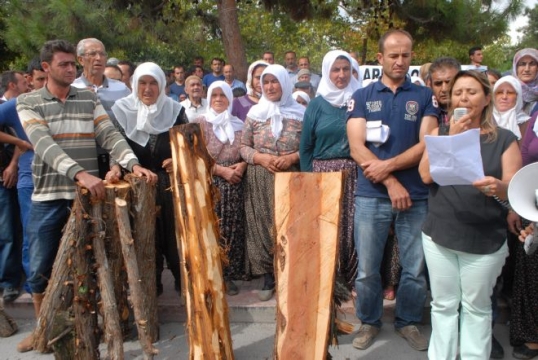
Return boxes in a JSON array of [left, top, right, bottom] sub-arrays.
[[0, 0, 525, 72], [517, 4, 538, 50]]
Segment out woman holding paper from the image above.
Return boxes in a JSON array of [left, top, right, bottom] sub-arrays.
[[299, 50, 360, 289], [418, 70, 521, 360]]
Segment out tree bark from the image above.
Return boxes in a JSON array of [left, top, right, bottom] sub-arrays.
[[104, 181, 131, 337], [115, 198, 159, 360], [217, 0, 248, 83], [273, 172, 343, 360], [169, 123, 234, 360], [91, 197, 124, 360], [125, 174, 158, 342], [34, 210, 76, 353], [72, 187, 100, 360]]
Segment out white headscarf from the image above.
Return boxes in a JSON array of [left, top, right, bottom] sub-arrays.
[[112, 62, 181, 146], [247, 64, 305, 138], [316, 50, 360, 107], [492, 76, 529, 139], [292, 91, 311, 105], [246, 60, 270, 97], [205, 81, 244, 144]]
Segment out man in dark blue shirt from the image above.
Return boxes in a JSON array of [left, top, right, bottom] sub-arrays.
[[347, 29, 438, 352]]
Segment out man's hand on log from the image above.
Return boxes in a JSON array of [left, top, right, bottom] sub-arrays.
[[132, 165, 158, 184], [104, 165, 122, 184], [76, 171, 106, 199]]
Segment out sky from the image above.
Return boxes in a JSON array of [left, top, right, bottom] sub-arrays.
[[508, 0, 537, 44]]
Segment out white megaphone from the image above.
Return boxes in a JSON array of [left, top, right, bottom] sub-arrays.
[[508, 162, 538, 255]]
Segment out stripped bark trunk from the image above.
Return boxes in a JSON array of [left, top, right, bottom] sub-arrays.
[[125, 174, 158, 342], [273, 172, 343, 360], [103, 181, 131, 337], [115, 198, 158, 360], [91, 197, 123, 360], [169, 123, 234, 360], [72, 187, 99, 359]]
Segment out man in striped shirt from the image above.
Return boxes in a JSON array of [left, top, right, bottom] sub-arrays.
[[15, 39, 157, 353]]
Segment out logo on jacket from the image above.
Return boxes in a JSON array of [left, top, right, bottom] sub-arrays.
[[405, 101, 418, 121]]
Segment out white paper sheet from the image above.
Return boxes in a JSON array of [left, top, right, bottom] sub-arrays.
[[424, 129, 484, 186]]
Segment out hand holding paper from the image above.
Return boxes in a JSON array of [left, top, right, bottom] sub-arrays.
[[424, 128, 484, 186]]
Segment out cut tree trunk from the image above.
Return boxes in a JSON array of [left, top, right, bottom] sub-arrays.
[[72, 187, 100, 360], [104, 181, 131, 337], [34, 210, 76, 354], [273, 172, 343, 360], [115, 198, 158, 360], [91, 197, 123, 360], [125, 174, 158, 342], [169, 123, 234, 360]]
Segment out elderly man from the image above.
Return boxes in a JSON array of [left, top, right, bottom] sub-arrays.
[[16, 39, 156, 353], [180, 75, 207, 122], [295, 56, 321, 90], [73, 38, 131, 178]]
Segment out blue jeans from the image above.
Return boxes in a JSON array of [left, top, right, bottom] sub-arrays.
[[18, 186, 33, 292], [0, 183, 21, 289], [27, 199, 71, 293], [354, 196, 428, 329]]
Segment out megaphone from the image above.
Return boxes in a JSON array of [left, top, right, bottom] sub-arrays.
[[508, 162, 538, 255], [508, 163, 538, 222]]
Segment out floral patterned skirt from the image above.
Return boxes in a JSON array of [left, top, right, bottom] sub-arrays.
[[213, 162, 247, 280]]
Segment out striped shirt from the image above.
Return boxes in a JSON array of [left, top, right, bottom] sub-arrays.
[[17, 86, 139, 201]]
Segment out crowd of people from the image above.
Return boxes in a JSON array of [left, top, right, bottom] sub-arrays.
[[0, 30, 537, 359]]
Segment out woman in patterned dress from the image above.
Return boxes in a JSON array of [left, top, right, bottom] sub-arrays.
[[240, 64, 305, 301], [193, 81, 247, 295]]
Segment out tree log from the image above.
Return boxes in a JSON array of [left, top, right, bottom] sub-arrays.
[[72, 187, 100, 360], [34, 209, 76, 353], [169, 123, 234, 360], [125, 174, 158, 342], [115, 198, 158, 360], [273, 172, 343, 360], [104, 181, 131, 337], [91, 197, 124, 360]]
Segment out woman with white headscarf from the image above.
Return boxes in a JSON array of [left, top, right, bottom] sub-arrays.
[[193, 81, 247, 296], [492, 75, 530, 140], [299, 50, 360, 289], [513, 48, 538, 116], [232, 60, 269, 121], [112, 62, 188, 296], [240, 64, 305, 301]]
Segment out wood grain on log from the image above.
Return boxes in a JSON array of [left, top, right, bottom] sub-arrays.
[[115, 198, 158, 360], [273, 172, 343, 360], [125, 175, 159, 342], [169, 124, 234, 360]]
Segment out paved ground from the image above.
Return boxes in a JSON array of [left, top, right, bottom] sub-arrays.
[[0, 269, 519, 359]]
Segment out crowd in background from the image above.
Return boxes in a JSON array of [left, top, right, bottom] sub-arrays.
[[0, 32, 537, 359]]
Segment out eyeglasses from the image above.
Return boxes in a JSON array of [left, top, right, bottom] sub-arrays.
[[517, 61, 537, 68], [83, 51, 108, 58]]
